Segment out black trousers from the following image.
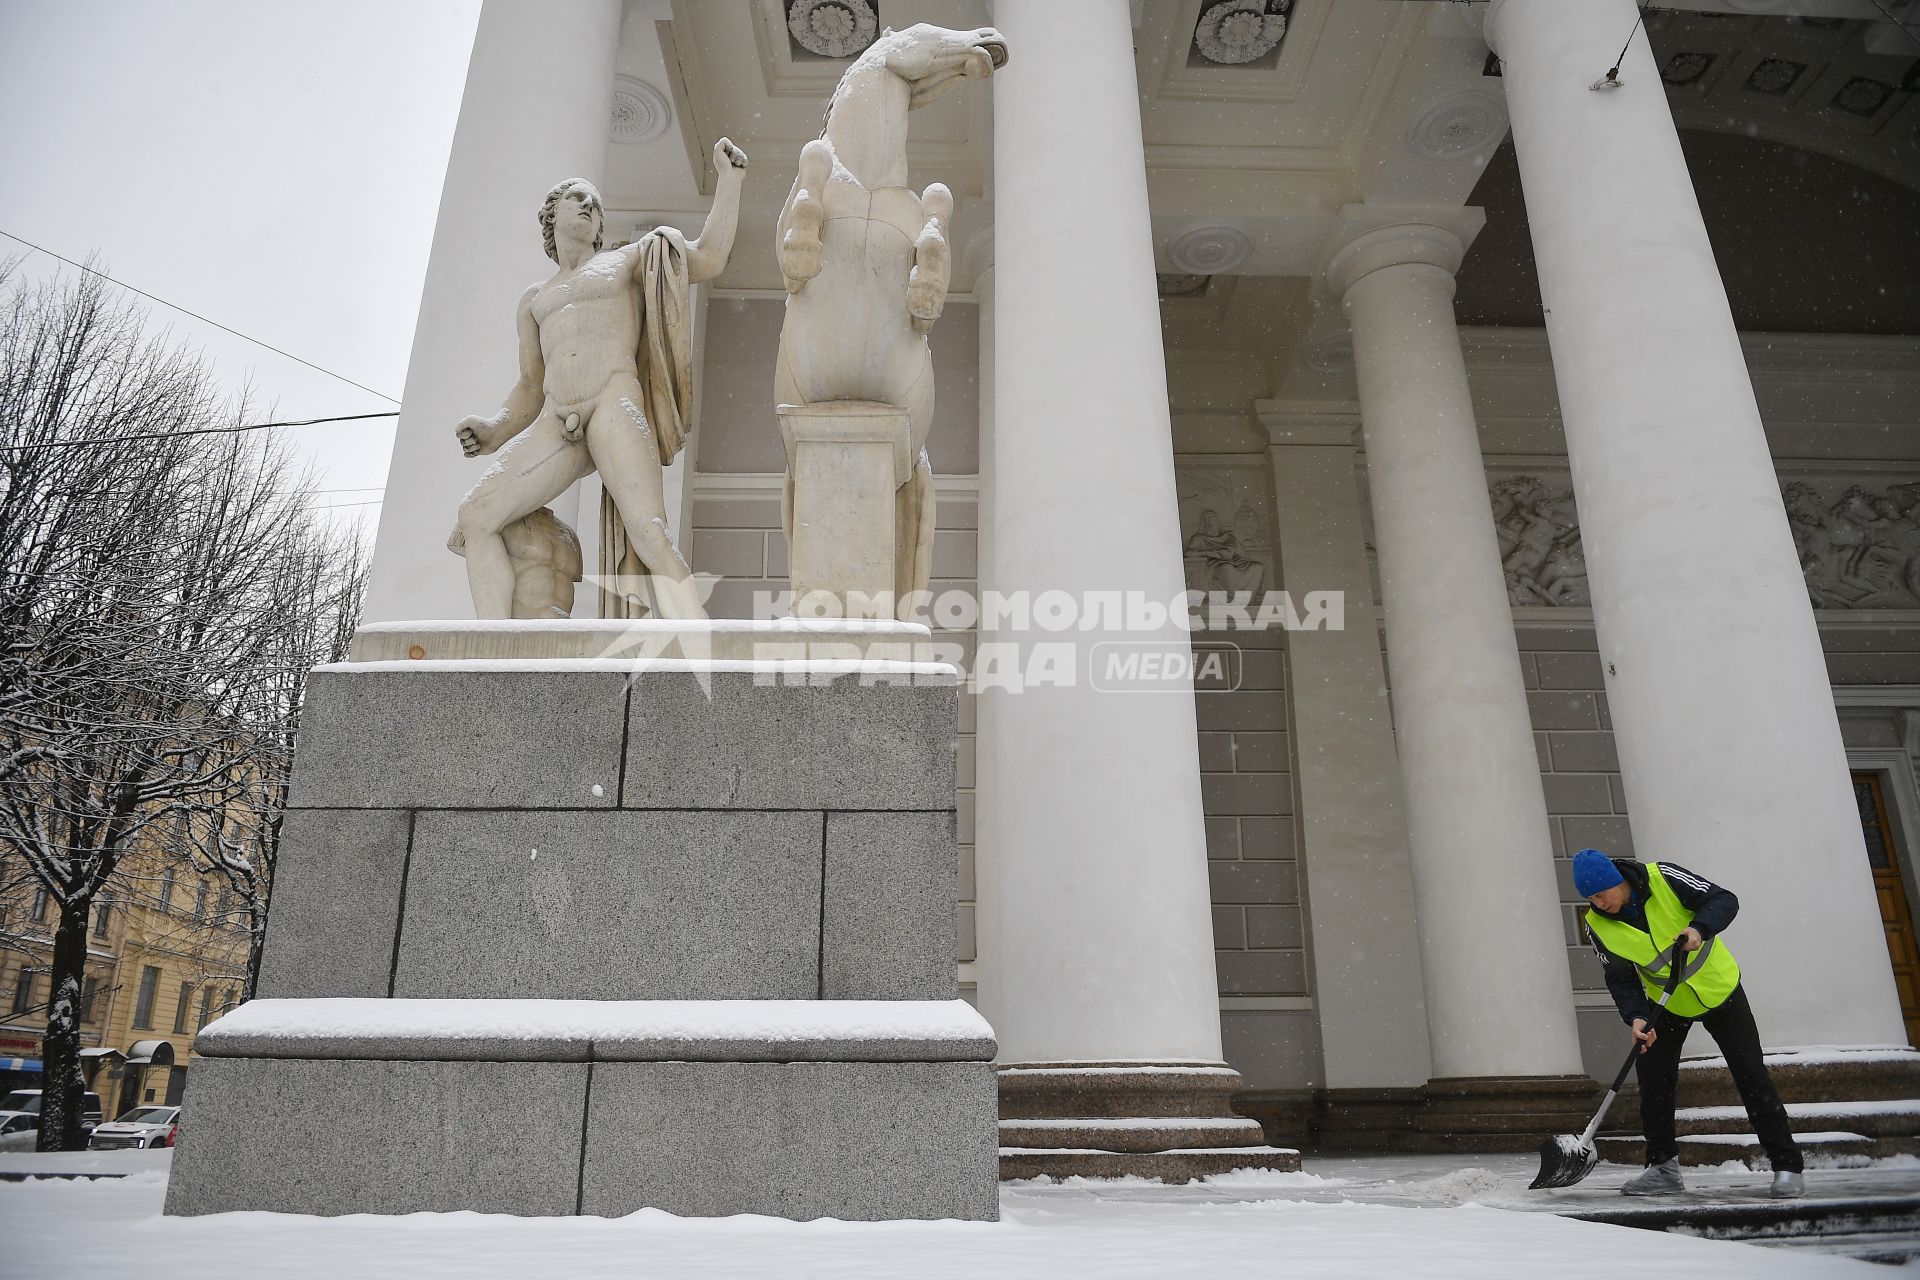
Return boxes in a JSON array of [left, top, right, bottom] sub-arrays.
[[1635, 984, 1803, 1173]]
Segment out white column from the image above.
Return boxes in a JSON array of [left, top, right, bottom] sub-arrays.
[[1487, 0, 1905, 1047], [972, 257, 1003, 1011], [363, 0, 623, 622], [1259, 403, 1431, 1090], [980, 0, 1222, 1065], [1329, 221, 1585, 1081]]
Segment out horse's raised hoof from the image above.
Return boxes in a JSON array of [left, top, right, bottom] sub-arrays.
[[780, 233, 823, 289], [907, 274, 945, 325]]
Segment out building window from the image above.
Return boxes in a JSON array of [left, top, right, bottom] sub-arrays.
[[172, 982, 193, 1034], [30, 889, 47, 923], [92, 891, 113, 939], [157, 868, 174, 913], [193, 882, 208, 923], [9, 969, 32, 1015], [131, 965, 160, 1029], [80, 977, 100, 1023], [196, 985, 214, 1031]]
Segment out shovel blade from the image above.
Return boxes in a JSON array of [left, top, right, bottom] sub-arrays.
[[1529, 1133, 1599, 1189]]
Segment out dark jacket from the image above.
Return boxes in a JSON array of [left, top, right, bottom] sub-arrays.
[[1583, 857, 1739, 1025]]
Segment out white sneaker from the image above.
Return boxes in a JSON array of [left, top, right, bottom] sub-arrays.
[[1770, 1171, 1805, 1199], [1621, 1158, 1685, 1196]]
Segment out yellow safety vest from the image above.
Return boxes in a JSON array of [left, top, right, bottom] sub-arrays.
[[1583, 862, 1741, 1019]]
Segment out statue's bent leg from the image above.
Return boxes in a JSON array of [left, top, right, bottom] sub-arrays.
[[895, 450, 936, 621], [456, 412, 588, 618], [587, 383, 707, 621]]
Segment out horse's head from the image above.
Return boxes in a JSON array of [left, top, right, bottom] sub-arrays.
[[869, 23, 1009, 109]]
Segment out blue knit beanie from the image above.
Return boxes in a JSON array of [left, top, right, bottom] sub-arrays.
[[1572, 848, 1624, 897]]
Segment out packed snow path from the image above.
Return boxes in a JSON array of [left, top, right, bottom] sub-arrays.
[[0, 1151, 1909, 1276]]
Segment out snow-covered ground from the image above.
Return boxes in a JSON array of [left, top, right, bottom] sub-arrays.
[[0, 1150, 1906, 1277]]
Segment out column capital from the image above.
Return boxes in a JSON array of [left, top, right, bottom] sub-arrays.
[[1325, 220, 1470, 302], [1256, 400, 1362, 450]]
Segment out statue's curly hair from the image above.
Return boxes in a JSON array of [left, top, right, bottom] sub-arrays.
[[538, 179, 604, 263]]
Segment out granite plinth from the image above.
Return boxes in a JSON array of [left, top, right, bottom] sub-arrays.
[[170, 639, 989, 1221]]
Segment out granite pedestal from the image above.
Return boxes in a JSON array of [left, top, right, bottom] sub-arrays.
[[165, 625, 997, 1220]]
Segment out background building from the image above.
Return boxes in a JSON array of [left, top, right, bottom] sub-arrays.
[[363, 0, 1920, 1149], [1, 829, 251, 1114]]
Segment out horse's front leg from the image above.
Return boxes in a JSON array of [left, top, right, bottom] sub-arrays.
[[778, 138, 833, 294], [906, 182, 953, 336]]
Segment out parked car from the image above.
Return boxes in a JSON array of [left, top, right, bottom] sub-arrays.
[[88, 1105, 180, 1150], [0, 1111, 39, 1151], [0, 1090, 103, 1132]]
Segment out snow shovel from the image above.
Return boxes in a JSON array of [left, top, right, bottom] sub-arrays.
[[1530, 936, 1691, 1190]]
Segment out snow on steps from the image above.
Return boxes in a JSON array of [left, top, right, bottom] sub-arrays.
[[1596, 1130, 1878, 1168], [1597, 1097, 1920, 1165]]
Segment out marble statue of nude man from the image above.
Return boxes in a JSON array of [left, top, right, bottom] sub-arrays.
[[453, 138, 748, 619]]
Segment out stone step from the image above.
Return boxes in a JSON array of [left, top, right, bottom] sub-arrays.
[[999, 1145, 1301, 1183], [1557, 1191, 1920, 1259], [1672, 1098, 1920, 1139], [1676, 1049, 1920, 1109], [998, 1116, 1268, 1154], [1596, 1129, 1881, 1167]]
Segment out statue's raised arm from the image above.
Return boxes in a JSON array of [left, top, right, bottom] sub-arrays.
[[684, 137, 748, 284]]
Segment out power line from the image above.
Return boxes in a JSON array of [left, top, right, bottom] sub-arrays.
[[0, 410, 398, 452], [0, 230, 401, 404]]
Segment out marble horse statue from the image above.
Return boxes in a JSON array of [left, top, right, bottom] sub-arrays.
[[775, 23, 1007, 615]]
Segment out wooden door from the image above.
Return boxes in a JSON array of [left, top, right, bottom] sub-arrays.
[[1855, 772, 1920, 1049]]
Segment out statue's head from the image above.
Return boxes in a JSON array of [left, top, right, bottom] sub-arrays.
[[865, 23, 1008, 109], [1199, 509, 1222, 534], [539, 179, 605, 263]]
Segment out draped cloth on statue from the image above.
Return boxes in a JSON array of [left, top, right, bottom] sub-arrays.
[[600, 227, 694, 618]]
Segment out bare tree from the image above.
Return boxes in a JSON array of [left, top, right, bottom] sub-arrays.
[[0, 266, 366, 1149]]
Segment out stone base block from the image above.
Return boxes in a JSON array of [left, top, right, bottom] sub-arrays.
[[585, 1060, 997, 1220], [778, 401, 911, 619], [166, 999, 999, 1221], [165, 1057, 589, 1217]]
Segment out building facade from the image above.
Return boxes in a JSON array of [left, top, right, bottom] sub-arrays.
[[364, 0, 1920, 1144], [1, 831, 251, 1115]]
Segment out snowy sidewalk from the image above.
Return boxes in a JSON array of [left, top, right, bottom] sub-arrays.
[[0, 1150, 1907, 1277]]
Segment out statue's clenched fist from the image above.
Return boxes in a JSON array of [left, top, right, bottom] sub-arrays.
[[456, 416, 498, 458], [714, 137, 748, 173]]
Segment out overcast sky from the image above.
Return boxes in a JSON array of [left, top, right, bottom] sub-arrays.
[[0, 0, 481, 531]]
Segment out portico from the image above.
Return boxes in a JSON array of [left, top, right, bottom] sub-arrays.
[[364, 0, 1920, 1164]]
